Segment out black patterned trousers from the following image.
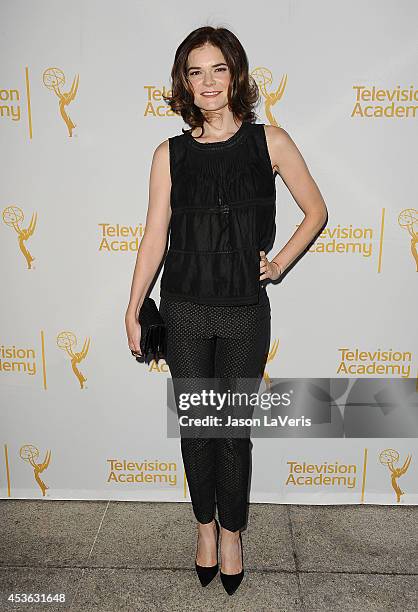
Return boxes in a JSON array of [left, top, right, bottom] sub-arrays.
[[159, 288, 271, 532]]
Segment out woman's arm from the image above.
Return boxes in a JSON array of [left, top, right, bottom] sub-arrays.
[[125, 139, 171, 353], [260, 126, 328, 281]]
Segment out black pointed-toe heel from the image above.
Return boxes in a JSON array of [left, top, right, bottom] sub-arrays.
[[220, 531, 244, 596], [195, 518, 220, 587]]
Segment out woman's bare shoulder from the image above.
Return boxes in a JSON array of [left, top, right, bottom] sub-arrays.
[[153, 138, 169, 157], [262, 124, 309, 177], [264, 124, 293, 147], [151, 138, 170, 172]]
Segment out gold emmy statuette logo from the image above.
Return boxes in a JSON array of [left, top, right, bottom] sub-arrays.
[[3, 205, 37, 269], [20, 444, 51, 496], [379, 448, 412, 502], [262, 339, 280, 388], [398, 209, 418, 271], [43, 67, 79, 136], [250, 67, 287, 127], [57, 331, 90, 389]]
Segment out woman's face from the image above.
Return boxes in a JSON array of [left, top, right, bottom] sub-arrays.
[[186, 43, 231, 114]]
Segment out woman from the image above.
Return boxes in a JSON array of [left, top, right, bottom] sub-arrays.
[[125, 26, 327, 595]]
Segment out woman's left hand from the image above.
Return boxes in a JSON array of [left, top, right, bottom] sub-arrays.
[[259, 250, 282, 281]]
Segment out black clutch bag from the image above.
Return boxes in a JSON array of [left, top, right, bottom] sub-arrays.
[[131, 297, 167, 365]]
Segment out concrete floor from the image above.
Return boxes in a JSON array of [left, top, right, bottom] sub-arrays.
[[0, 500, 417, 611]]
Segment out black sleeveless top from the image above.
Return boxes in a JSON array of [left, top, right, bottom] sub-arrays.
[[160, 120, 277, 305]]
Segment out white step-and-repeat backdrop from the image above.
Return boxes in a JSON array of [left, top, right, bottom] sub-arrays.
[[1, 0, 417, 504]]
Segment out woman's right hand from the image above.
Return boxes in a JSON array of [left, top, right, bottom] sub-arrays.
[[125, 310, 142, 357]]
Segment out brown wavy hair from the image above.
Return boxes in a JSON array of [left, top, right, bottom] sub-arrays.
[[163, 26, 260, 137]]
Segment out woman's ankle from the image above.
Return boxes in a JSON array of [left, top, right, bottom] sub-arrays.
[[221, 527, 240, 540], [198, 519, 216, 530]]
